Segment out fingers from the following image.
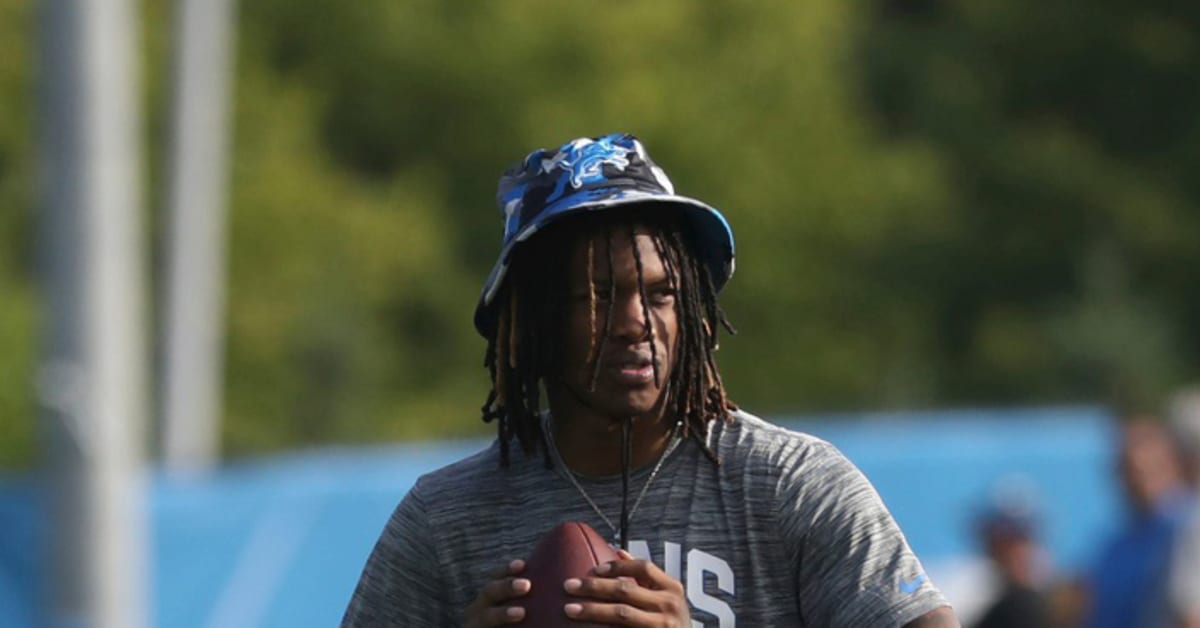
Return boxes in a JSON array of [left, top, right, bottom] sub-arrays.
[[478, 575, 531, 605], [562, 583, 690, 627], [565, 575, 660, 608], [476, 559, 528, 605], [463, 583, 528, 628], [496, 558, 525, 577], [563, 562, 689, 626], [463, 560, 530, 628], [594, 557, 684, 593], [564, 599, 660, 626], [465, 604, 525, 628]]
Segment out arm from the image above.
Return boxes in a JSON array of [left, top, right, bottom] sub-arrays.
[[341, 487, 452, 627], [903, 606, 960, 628], [781, 439, 954, 626]]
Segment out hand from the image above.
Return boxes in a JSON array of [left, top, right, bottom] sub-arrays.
[[562, 549, 691, 627], [464, 559, 531, 627]]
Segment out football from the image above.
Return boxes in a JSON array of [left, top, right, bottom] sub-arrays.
[[518, 521, 619, 627]]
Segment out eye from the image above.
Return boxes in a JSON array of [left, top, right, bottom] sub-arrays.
[[571, 286, 612, 303], [649, 287, 677, 305]]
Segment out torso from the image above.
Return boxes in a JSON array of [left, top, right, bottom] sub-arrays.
[[406, 411, 944, 626]]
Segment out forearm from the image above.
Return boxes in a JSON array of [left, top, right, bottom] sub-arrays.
[[902, 606, 960, 628]]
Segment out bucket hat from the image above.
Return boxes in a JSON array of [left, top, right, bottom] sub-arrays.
[[474, 133, 734, 336]]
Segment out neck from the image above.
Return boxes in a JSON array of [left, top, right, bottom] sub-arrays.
[[545, 386, 676, 476]]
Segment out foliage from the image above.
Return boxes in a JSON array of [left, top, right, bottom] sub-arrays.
[[860, 0, 1200, 408], [0, 0, 35, 466]]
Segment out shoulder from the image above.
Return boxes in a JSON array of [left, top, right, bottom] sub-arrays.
[[717, 414, 951, 624], [704, 409, 865, 510], [408, 440, 542, 520], [412, 442, 501, 492], [709, 409, 845, 472]]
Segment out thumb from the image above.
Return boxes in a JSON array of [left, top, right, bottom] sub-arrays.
[[617, 549, 634, 560]]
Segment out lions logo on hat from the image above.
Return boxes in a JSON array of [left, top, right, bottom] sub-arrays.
[[540, 136, 632, 200]]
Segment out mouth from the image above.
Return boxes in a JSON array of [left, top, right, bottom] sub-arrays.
[[606, 354, 657, 386]]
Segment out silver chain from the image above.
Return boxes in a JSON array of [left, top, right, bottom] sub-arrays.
[[542, 413, 682, 545]]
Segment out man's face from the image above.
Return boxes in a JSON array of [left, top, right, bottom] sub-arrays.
[[557, 224, 679, 420], [1118, 419, 1183, 512]]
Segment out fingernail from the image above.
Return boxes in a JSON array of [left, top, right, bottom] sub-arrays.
[[563, 578, 581, 592], [595, 562, 611, 574], [564, 603, 583, 616], [506, 606, 525, 620], [512, 579, 530, 593], [509, 559, 524, 571]]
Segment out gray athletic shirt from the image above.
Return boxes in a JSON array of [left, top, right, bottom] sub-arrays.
[[342, 411, 949, 626]]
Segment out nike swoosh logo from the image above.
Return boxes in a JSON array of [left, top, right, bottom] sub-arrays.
[[899, 573, 927, 594]]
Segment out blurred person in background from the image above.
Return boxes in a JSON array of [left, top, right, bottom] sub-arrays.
[[1082, 416, 1193, 628], [971, 494, 1050, 628], [1166, 389, 1200, 628]]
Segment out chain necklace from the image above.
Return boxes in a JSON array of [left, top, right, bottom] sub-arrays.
[[542, 413, 682, 546]]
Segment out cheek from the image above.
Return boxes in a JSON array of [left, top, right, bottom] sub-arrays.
[[656, 309, 680, 354], [563, 310, 596, 362]]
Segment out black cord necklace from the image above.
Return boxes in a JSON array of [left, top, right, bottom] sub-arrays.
[[620, 417, 632, 551]]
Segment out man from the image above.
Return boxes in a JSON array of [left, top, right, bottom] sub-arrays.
[[1166, 389, 1200, 628], [342, 134, 957, 626], [1083, 417, 1193, 628], [971, 499, 1049, 628]]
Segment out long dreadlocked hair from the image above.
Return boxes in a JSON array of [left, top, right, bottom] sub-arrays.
[[480, 207, 736, 468]]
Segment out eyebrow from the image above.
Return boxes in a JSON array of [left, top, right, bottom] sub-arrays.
[[645, 276, 673, 289]]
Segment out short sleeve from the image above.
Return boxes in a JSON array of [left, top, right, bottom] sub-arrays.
[[778, 440, 949, 627], [341, 484, 453, 627]]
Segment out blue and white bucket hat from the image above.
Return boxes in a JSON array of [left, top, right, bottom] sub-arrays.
[[474, 133, 735, 336]]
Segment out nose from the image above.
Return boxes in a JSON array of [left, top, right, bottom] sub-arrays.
[[608, 291, 649, 342]]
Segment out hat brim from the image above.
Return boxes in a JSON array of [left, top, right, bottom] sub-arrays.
[[473, 192, 735, 337]]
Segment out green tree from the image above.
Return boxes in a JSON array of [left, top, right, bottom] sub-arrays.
[[0, 0, 36, 467], [860, 0, 1200, 407]]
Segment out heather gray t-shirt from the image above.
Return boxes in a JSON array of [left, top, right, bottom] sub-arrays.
[[342, 411, 949, 626]]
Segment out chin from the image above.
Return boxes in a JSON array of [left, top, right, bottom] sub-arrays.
[[595, 391, 665, 420], [558, 373, 669, 421]]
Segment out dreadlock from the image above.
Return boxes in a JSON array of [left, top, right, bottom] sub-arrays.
[[480, 208, 736, 468]]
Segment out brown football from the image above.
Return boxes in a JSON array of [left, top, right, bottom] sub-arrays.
[[517, 521, 619, 627]]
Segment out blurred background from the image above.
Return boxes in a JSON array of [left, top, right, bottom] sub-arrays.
[[2, 1, 1200, 627]]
